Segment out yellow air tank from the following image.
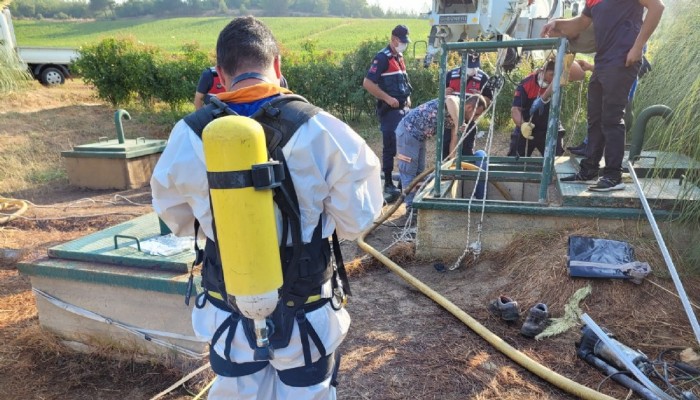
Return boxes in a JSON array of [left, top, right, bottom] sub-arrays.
[[202, 115, 282, 358]]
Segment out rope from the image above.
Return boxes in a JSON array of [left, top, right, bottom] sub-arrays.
[[33, 288, 208, 358], [149, 362, 211, 400], [192, 377, 216, 400], [450, 77, 504, 270], [0, 194, 150, 222]]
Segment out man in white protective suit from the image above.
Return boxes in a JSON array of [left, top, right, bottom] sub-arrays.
[[151, 16, 383, 400]]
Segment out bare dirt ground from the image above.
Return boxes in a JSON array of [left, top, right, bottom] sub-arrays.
[[1, 81, 699, 400]]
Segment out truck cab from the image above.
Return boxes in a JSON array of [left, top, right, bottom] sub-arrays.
[[1, 7, 78, 85], [424, 0, 565, 65]]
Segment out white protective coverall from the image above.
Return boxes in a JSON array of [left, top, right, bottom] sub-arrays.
[[151, 107, 383, 400]]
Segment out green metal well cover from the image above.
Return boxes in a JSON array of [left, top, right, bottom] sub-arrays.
[[48, 213, 195, 273], [61, 138, 167, 159]]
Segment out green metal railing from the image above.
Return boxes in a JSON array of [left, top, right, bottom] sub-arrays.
[[433, 37, 568, 204]]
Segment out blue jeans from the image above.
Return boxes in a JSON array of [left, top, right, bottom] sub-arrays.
[[472, 150, 487, 200], [396, 124, 425, 206]]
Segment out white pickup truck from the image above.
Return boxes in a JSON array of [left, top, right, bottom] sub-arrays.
[[1, 7, 79, 85]]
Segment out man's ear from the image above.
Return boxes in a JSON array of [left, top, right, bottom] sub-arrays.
[[215, 65, 230, 91], [273, 56, 282, 80]]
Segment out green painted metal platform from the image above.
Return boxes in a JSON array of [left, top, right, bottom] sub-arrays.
[[48, 213, 194, 273], [415, 150, 700, 220], [557, 152, 700, 211], [17, 213, 205, 360]]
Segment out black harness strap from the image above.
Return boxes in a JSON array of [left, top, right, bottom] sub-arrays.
[[331, 231, 351, 296], [208, 312, 269, 377], [183, 94, 353, 377]]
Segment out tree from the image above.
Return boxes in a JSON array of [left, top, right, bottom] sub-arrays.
[[261, 0, 289, 16], [89, 0, 115, 15]]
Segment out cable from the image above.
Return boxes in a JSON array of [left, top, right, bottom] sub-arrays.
[[33, 288, 207, 359], [1, 211, 143, 221], [597, 372, 631, 392]]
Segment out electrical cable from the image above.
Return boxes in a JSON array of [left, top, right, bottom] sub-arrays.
[[597, 371, 632, 392]]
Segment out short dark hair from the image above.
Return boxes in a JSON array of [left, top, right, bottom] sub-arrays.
[[466, 94, 487, 110], [216, 17, 279, 77], [544, 59, 556, 72]]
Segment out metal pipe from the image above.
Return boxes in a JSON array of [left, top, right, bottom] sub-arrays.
[[115, 109, 131, 144], [627, 161, 700, 345], [444, 38, 561, 52], [581, 314, 675, 400], [434, 44, 449, 196], [539, 38, 568, 202], [456, 50, 469, 167], [628, 105, 673, 164], [578, 351, 661, 400]]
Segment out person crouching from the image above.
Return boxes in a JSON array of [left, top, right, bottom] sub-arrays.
[[396, 94, 487, 208]]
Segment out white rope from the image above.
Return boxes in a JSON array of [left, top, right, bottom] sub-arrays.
[[32, 288, 208, 359], [449, 76, 504, 270], [149, 362, 211, 400], [24, 194, 151, 209], [1, 211, 143, 220]]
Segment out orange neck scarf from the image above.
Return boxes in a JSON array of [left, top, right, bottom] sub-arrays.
[[216, 83, 292, 103]]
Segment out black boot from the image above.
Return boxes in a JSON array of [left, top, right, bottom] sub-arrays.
[[383, 181, 400, 204]]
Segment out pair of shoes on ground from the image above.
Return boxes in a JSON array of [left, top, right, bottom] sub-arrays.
[[488, 295, 550, 338], [560, 171, 625, 192]]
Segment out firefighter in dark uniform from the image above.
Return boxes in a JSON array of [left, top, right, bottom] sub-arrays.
[[441, 51, 493, 160], [507, 59, 567, 158], [195, 66, 288, 110], [363, 25, 413, 203], [194, 67, 226, 110]]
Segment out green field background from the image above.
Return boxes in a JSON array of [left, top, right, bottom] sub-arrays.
[[13, 17, 432, 55]]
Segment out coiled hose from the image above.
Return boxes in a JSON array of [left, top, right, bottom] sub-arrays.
[[0, 197, 28, 225]]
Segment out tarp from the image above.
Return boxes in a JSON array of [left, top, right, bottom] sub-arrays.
[[567, 236, 651, 284]]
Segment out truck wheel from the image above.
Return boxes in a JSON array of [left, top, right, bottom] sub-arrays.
[[40, 67, 65, 86]]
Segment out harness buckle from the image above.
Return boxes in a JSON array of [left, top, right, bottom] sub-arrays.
[[331, 287, 347, 311], [251, 161, 284, 190]]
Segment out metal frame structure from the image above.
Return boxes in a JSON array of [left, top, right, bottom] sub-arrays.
[[432, 37, 568, 203]]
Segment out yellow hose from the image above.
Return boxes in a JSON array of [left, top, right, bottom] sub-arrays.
[[357, 207, 616, 400], [0, 197, 28, 225]]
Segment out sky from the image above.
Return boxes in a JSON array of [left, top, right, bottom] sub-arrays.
[[367, 0, 432, 14]]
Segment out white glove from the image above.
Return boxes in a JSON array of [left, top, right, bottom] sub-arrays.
[[520, 122, 535, 140]]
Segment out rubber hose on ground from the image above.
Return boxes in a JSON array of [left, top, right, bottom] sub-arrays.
[[0, 198, 29, 225]]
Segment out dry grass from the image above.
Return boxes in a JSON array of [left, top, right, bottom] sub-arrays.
[[2, 79, 699, 399], [0, 81, 171, 195]]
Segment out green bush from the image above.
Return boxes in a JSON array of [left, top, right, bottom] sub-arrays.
[[74, 37, 589, 134], [153, 43, 210, 111], [75, 38, 158, 106], [75, 38, 209, 109]]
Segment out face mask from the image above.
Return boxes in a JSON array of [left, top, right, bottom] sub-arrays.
[[467, 68, 477, 77], [537, 71, 550, 88], [396, 42, 408, 53]]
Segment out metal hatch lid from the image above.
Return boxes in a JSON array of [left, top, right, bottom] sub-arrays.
[[48, 213, 194, 273], [61, 138, 167, 159]]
